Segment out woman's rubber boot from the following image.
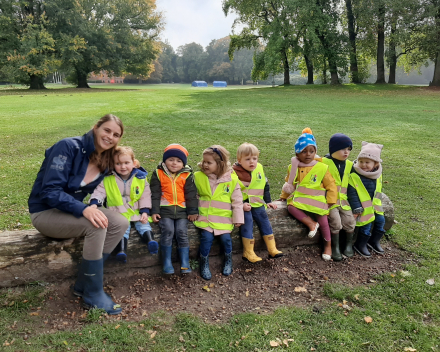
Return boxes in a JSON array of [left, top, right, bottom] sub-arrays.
[[199, 254, 212, 280], [353, 233, 371, 258], [73, 253, 111, 297], [222, 252, 233, 276], [322, 239, 332, 261], [263, 234, 283, 258], [115, 238, 128, 263], [301, 216, 320, 238], [331, 233, 343, 261], [80, 257, 122, 315], [161, 245, 174, 274], [178, 247, 192, 274], [242, 237, 262, 263], [343, 232, 355, 258], [367, 229, 385, 254], [140, 231, 159, 255]]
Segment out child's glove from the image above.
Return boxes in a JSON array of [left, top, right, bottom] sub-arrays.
[[282, 182, 294, 195]]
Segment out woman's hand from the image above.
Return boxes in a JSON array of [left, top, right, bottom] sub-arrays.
[[83, 205, 108, 228]]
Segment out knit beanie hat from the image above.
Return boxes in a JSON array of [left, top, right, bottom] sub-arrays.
[[357, 141, 383, 163], [329, 133, 353, 155], [294, 127, 317, 154], [163, 144, 189, 165]]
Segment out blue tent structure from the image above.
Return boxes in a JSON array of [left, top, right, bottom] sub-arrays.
[[213, 81, 227, 87], [191, 81, 208, 87]]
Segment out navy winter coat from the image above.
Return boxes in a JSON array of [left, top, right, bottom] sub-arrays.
[[347, 170, 378, 213], [28, 130, 106, 218]]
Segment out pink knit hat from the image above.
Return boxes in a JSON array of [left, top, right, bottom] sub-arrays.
[[357, 141, 383, 163]]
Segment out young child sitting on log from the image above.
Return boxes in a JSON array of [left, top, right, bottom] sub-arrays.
[[280, 128, 337, 261], [90, 146, 157, 263], [232, 143, 283, 263], [347, 142, 385, 257], [193, 145, 244, 280]]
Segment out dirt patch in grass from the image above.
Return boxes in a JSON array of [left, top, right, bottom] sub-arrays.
[[24, 241, 415, 335]]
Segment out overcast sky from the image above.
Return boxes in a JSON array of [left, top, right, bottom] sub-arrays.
[[156, 0, 239, 50]]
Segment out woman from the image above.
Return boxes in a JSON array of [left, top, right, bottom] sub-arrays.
[[28, 114, 128, 315]]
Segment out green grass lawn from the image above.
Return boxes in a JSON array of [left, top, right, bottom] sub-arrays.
[[1, 84, 440, 351]]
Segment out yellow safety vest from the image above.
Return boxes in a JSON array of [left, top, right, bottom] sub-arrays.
[[234, 163, 266, 208], [348, 173, 384, 226], [287, 163, 330, 216], [193, 171, 239, 231], [321, 158, 352, 211], [103, 175, 150, 222]]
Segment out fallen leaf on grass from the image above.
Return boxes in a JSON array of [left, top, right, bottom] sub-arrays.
[[404, 348, 417, 351], [179, 335, 185, 342], [115, 325, 120, 329], [400, 271, 411, 277], [294, 287, 307, 293], [150, 331, 157, 339], [264, 330, 269, 335], [202, 285, 211, 292], [364, 316, 373, 324], [63, 341, 68, 346], [270, 340, 279, 347], [245, 290, 249, 297], [29, 312, 39, 316], [354, 294, 360, 300], [426, 279, 435, 285]]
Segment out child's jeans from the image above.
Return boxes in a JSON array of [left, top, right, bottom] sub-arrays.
[[358, 214, 386, 236], [159, 218, 189, 248], [123, 221, 152, 240], [241, 205, 273, 239], [199, 230, 232, 256], [287, 205, 331, 241]]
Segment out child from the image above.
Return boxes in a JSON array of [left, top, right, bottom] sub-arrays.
[[280, 128, 337, 261], [322, 134, 356, 261], [347, 142, 385, 257], [194, 145, 244, 280], [90, 146, 157, 263], [232, 143, 283, 262], [150, 144, 198, 274]]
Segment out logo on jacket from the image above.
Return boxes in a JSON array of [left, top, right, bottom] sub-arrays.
[[311, 174, 318, 183], [135, 186, 140, 195], [257, 172, 262, 180], [223, 184, 230, 193], [50, 155, 67, 171]]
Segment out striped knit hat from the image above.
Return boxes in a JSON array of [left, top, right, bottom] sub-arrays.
[[295, 127, 317, 154], [163, 144, 189, 165]]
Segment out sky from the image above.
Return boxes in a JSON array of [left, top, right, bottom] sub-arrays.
[[155, 0, 240, 50]]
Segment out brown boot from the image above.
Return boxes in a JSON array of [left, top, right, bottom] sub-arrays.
[[322, 239, 332, 261], [300, 216, 320, 238], [242, 238, 262, 263], [263, 234, 283, 258]]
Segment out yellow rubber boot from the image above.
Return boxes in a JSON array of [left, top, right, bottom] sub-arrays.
[[263, 234, 283, 258], [242, 238, 263, 263]]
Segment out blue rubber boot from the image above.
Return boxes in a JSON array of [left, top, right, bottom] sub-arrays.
[[115, 238, 127, 263], [161, 245, 174, 274], [80, 257, 122, 315], [178, 247, 192, 274], [73, 253, 111, 297], [353, 233, 372, 258], [222, 252, 233, 276], [367, 229, 385, 254], [199, 254, 212, 280], [140, 231, 159, 255]]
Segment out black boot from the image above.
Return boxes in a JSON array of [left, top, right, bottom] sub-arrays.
[[115, 238, 128, 263], [331, 233, 343, 262], [343, 232, 355, 258], [367, 229, 385, 254], [353, 233, 371, 258], [140, 230, 159, 255]]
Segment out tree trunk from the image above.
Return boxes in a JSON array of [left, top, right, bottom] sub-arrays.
[[304, 54, 314, 84], [345, 0, 360, 83], [328, 58, 339, 85], [281, 49, 290, 85], [29, 75, 46, 89], [76, 70, 90, 88], [431, 52, 440, 86], [388, 18, 397, 84], [375, 4, 386, 84], [322, 60, 327, 84]]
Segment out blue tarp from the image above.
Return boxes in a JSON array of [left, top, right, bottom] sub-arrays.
[[213, 81, 227, 87], [191, 81, 208, 87]]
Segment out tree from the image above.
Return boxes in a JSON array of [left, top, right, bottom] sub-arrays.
[[158, 41, 179, 83], [177, 42, 206, 82]]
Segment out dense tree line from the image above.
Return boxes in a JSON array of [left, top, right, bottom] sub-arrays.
[[0, 0, 162, 89], [223, 0, 440, 86]]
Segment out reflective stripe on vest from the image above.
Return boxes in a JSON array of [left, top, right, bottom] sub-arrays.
[[103, 175, 146, 221], [235, 163, 266, 208], [287, 162, 330, 216], [322, 158, 352, 211], [193, 171, 238, 231], [156, 169, 190, 208], [348, 174, 383, 226]]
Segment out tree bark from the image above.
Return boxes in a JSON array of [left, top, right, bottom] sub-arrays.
[[29, 75, 46, 89], [76, 70, 90, 88], [304, 54, 314, 84], [375, 4, 386, 84], [346, 0, 360, 83], [388, 18, 397, 84], [322, 60, 327, 84], [281, 49, 290, 85], [431, 52, 440, 86], [329, 58, 339, 85]]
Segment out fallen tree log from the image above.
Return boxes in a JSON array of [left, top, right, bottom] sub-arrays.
[[0, 195, 395, 287]]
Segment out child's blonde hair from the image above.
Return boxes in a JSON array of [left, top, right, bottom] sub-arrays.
[[237, 143, 259, 161], [114, 146, 140, 168], [198, 145, 231, 176]]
